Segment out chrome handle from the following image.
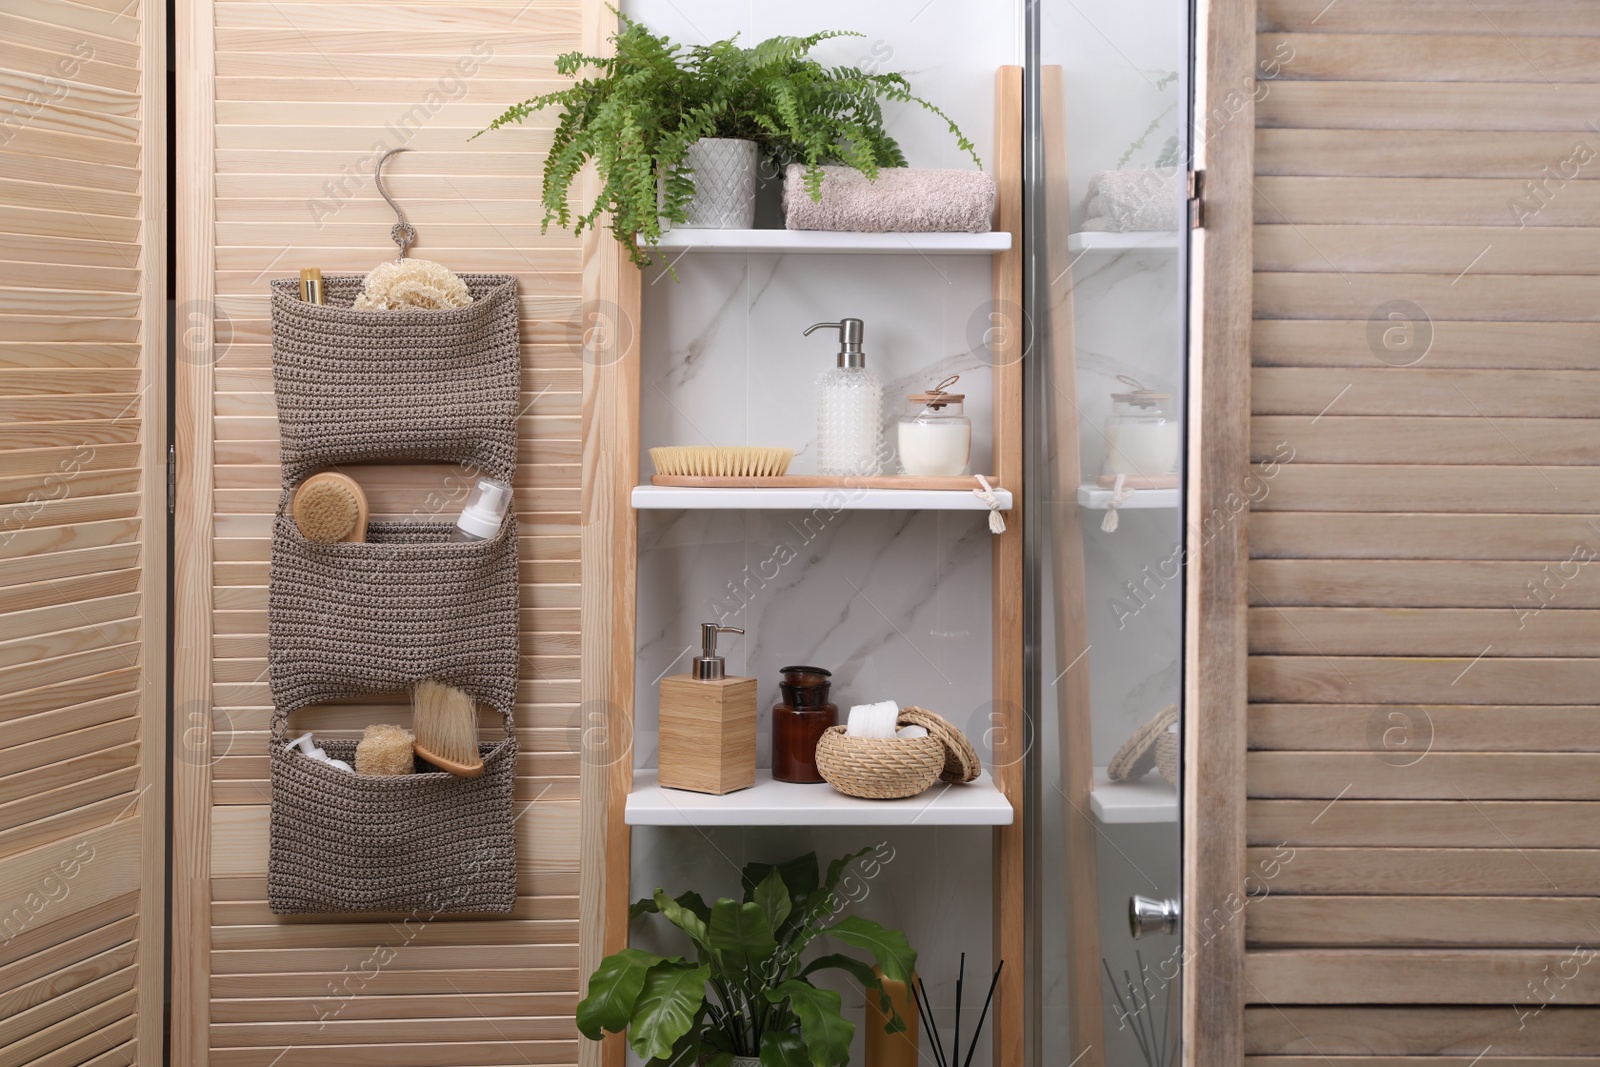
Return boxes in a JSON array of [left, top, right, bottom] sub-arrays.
[[1129, 895, 1179, 939]]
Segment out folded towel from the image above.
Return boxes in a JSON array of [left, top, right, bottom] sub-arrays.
[[784, 165, 995, 233], [1079, 168, 1182, 232]]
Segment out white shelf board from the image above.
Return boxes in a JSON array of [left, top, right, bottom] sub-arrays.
[[627, 769, 1013, 826], [1091, 766, 1178, 825], [650, 229, 1010, 255], [634, 485, 1012, 511], [1067, 230, 1180, 254], [1077, 484, 1179, 510]]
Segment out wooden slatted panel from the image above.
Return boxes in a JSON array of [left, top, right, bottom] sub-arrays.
[[0, 0, 164, 1061], [1243, 0, 1600, 1054], [176, 1, 586, 1061]]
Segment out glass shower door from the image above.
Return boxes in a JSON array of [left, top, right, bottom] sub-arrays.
[[1028, 1, 1192, 1064]]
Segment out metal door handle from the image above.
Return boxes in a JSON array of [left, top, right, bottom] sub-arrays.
[[1129, 895, 1179, 939]]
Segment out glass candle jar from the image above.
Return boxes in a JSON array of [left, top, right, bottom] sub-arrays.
[[1102, 376, 1178, 479], [771, 665, 838, 784], [897, 375, 971, 477]]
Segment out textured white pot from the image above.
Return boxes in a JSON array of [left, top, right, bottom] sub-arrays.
[[672, 137, 759, 229], [727, 1057, 763, 1067]]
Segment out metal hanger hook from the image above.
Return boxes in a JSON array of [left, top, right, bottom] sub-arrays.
[[374, 147, 416, 260]]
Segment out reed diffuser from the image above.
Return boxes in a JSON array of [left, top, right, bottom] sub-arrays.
[[907, 953, 1003, 1067], [1103, 951, 1176, 1067]]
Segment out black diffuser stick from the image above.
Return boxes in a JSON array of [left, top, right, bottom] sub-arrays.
[[960, 960, 1005, 1067], [952, 952, 964, 1067], [915, 975, 949, 1067]]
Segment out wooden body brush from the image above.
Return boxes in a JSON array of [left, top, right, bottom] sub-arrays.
[[412, 680, 485, 778], [292, 471, 368, 543]]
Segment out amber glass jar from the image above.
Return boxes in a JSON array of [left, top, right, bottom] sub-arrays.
[[772, 666, 838, 783]]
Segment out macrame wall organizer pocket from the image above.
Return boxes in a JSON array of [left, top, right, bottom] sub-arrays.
[[268, 273, 521, 486], [266, 271, 522, 916]]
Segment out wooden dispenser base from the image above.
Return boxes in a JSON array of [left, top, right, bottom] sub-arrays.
[[658, 675, 758, 795]]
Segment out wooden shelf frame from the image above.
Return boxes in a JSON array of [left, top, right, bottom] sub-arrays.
[[578, 61, 1027, 1067]]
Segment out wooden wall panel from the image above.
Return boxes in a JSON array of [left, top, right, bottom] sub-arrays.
[[0, 0, 165, 1060], [1236, 0, 1600, 1059], [175, 0, 587, 1061]]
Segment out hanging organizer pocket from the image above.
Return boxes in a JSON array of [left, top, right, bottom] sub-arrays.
[[269, 273, 521, 485], [268, 498, 521, 713], [267, 704, 519, 915]]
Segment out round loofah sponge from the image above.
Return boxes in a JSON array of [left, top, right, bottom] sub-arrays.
[[355, 723, 417, 776], [353, 258, 473, 311]]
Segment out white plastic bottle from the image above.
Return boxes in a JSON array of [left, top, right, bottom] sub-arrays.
[[451, 478, 512, 541], [805, 318, 884, 477]]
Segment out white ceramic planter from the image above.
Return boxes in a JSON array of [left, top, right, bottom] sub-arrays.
[[670, 137, 760, 229], [727, 1057, 763, 1067]]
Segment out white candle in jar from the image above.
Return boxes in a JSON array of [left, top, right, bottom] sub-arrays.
[[898, 417, 971, 476], [1105, 418, 1179, 476]]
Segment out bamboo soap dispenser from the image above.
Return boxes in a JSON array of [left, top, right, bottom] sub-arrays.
[[658, 624, 757, 795]]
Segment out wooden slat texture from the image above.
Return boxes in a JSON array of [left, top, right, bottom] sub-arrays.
[[173, 1, 587, 1062], [0, 0, 164, 1060], [1235, 0, 1600, 1042]]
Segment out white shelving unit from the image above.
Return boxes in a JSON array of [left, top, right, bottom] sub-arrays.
[[1066, 230, 1180, 255], [649, 229, 1011, 255], [626, 769, 1014, 827], [1090, 766, 1177, 825], [633, 485, 1013, 511], [1076, 483, 1179, 510]]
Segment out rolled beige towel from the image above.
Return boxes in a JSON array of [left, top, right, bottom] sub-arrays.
[[1079, 168, 1182, 232], [783, 165, 995, 233]]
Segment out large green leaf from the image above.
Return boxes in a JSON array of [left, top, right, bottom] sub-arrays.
[[741, 853, 819, 904], [759, 1029, 811, 1067], [766, 980, 854, 1067], [655, 888, 711, 955], [649, 1009, 710, 1067], [707, 898, 777, 975], [796, 953, 903, 1032], [752, 868, 793, 935], [819, 915, 917, 985], [628, 961, 710, 1062], [577, 947, 667, 1039]]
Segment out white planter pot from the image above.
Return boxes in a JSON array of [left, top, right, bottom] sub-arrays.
[[670, 137, 760, 229], [728, 1058, 763, 1067]]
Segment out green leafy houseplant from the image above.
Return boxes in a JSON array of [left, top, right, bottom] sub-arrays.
[[577, 848, 916, 1066], [476, 14, 981, 267]]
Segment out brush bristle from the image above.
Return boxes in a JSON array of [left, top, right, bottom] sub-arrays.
[[412, 680, 483, 774], [650, 446, 794, 478], [294, 479, 359, 542]]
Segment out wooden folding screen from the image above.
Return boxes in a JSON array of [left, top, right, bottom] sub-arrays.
[[1193, 0, 1600, 1061], [0, 1, 167, 1063], [173, 0, 589, 1060]]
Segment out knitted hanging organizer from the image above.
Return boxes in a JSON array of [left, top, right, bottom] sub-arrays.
[[268, 273, 521, 486], [265, 269, 522, 915]]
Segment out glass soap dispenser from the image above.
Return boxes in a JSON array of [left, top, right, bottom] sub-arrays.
[[805, 318, 884, 476]]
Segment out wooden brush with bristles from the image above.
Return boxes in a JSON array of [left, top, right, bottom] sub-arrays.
[[650, 446, 794, 479], [292, 471, 368, 543], [412, 680, 485, 778]]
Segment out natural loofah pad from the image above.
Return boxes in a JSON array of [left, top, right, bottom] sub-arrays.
[[355, 723, 416, 776], [292, 473, 365, 543], [353, 258, 473, 311]]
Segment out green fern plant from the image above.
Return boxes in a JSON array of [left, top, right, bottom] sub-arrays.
[[476, 13, 981, 267]]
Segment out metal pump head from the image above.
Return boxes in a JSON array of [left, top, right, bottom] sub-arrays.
[[804, 318, 866, 368], [693, 623, 744, 680]]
